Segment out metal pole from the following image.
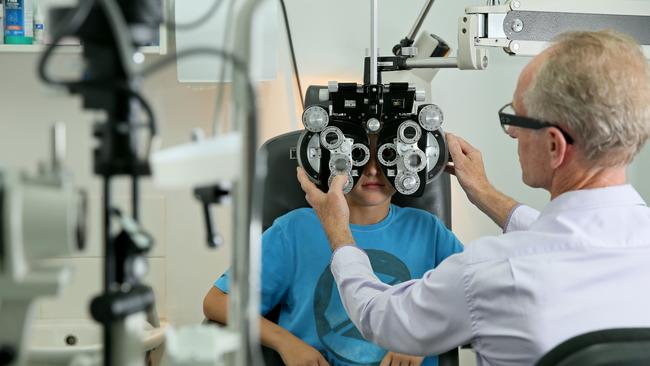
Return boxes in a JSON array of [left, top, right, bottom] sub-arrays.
[[407, 0, 436, 42], [405, 57, 459, 68], [102, 176, 113, 366], [230, 1, 264, 366], [370, 0, 379, 84]]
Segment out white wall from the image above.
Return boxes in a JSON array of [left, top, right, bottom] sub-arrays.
[[1, 0, 648, 356]]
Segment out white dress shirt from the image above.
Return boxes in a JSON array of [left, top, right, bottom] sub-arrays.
[[331, 185, 650, 365]]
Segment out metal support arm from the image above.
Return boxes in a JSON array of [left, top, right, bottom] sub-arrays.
[[456, 0, 650, 69]]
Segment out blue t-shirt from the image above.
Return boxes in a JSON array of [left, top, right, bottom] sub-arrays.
[[215, 204, 463, 366]]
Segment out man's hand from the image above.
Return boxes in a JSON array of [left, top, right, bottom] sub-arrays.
[[296, 167, 354, 250], [445, 133, 519, 229], [445, 133, 492, 205], [380, 352, 425, 366], [276, 336, 331, 366]]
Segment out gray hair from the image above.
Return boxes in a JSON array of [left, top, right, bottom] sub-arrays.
[[523, 30, 650, 165]]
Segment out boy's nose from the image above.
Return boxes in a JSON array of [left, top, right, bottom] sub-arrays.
[[364, 153, 380, 176]]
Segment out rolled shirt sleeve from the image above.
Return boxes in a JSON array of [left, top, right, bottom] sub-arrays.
[[330, 246, 474, 356], [503, 204, 540, 233]]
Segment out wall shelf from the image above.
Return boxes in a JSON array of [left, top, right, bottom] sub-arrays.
[[0, 44, 166, 55], [0, 0, 169, 55]]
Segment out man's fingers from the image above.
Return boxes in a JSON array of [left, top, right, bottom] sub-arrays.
[[446, 134, 465, 163], [453, 134, 478, 156], [318, 355, 331, 366], [444, 163, 456, 176], [329, 173, 348, 193], [379, 354, 391, 366], [447, 133, 482, 164], [304, 194, 314, 207], [297, 167, 320, 194]]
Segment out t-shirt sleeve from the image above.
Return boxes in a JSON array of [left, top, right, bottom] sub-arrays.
[[213, 221, 295, 315], [431, 217, 464, 265]]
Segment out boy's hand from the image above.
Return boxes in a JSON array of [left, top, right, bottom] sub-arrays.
[[297, 167, 354, 250], [380, 351, 425, 366], [276, 336, 331, 366]]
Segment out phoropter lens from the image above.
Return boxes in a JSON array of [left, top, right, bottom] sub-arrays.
[[377, 143, 398, 166], [404, 126, 417, 140], [395, 173, 420, 195], [403, 149, 427, 173], [398, 120, 422, 144], [351, 143, 370, 166], [329, 154, 352, 173], [320, 127, 344, 150], [408, 154, 421, 166]]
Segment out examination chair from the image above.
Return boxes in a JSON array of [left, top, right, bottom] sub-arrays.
[[256, 129, 457, 366], [535, 328, 650, 366]]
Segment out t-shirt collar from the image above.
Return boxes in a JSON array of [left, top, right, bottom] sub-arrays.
[[350, 204, 396, 232]]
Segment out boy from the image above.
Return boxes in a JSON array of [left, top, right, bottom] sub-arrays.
[[204, 137, 463, 366]]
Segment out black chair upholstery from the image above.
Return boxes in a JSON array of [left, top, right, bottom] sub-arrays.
[[257, 130, 457, 366], [536, 328, 650, 366]]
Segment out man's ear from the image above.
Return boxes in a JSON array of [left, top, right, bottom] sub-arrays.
[[546, 127, 568, 169]]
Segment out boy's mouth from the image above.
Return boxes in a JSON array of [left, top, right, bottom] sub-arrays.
[[362, 182, 384, 189]]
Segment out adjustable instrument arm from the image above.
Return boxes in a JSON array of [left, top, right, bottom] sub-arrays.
[[455, 0, 650, 69], [394, 0, 650, 71]]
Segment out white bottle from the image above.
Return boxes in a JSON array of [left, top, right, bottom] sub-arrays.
[[0, 0, 4, 45], [33, 0, 44, 45], [23, 0, 33, 42]]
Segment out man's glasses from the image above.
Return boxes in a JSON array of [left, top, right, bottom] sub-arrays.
[[498, 103, 574, 144]]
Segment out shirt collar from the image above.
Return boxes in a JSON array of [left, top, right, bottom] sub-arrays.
[[539, 184, 646, 218]]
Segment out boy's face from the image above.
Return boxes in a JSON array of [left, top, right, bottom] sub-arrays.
[[346, 136, 396, 207]]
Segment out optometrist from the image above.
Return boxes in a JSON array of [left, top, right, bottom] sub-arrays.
[[297, 30, 650, 365]]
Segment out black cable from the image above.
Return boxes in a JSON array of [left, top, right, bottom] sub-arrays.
[[66, 81, 158, 139], [141, 47, 246, 79], [278, 0, 305, 109], [211, 0, 236, 135], [163, 0, 224, 31], [37, 0, 97, 87], [37, 0, 157, 139], [119, 85, 158, 136], [37, 1, 259, 194]]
